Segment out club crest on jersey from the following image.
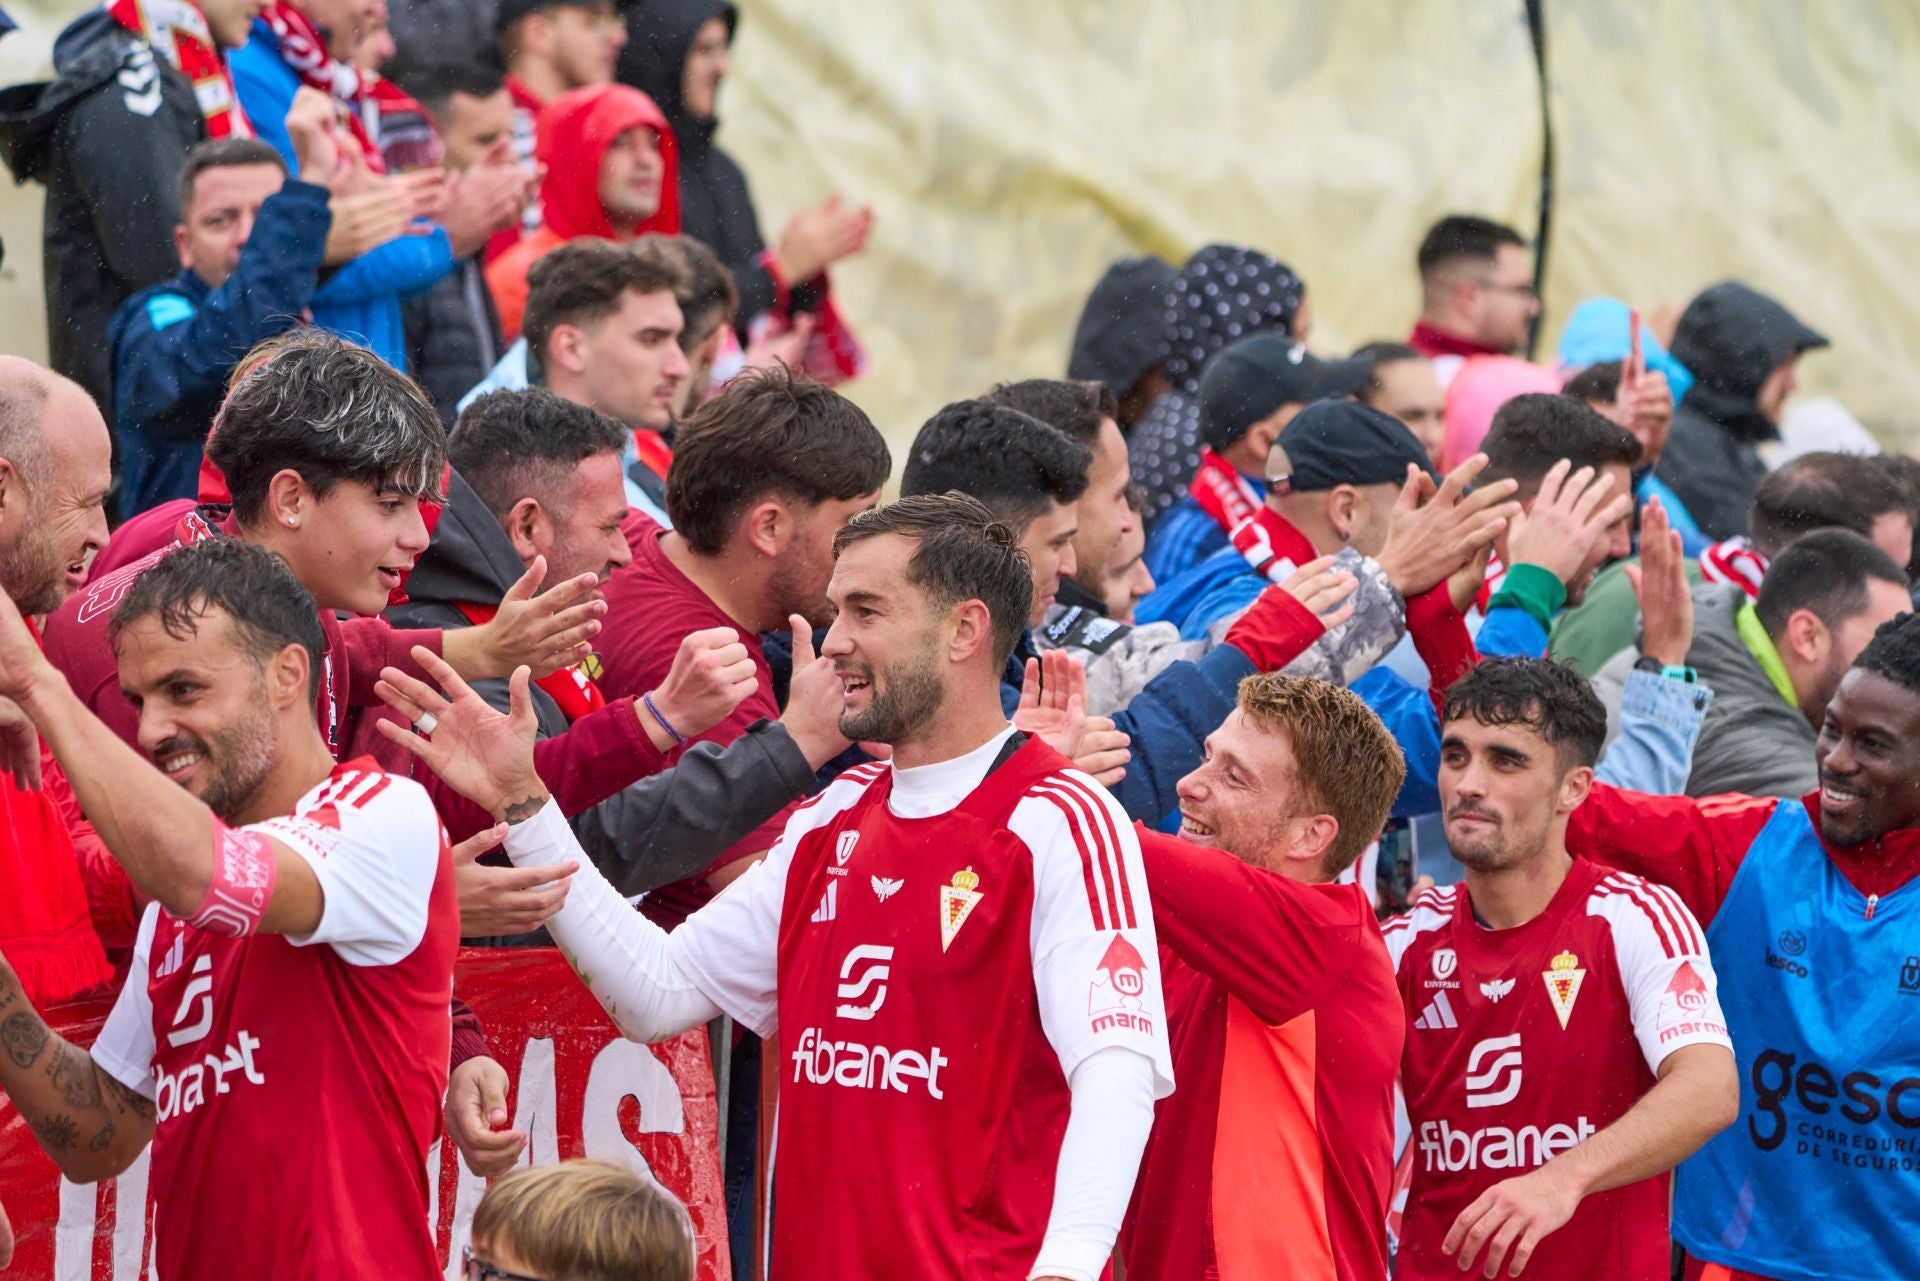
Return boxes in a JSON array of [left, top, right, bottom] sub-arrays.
[[939, 867, 983, 952], [1542, 950, 1585, 1028], [1426, 947, 1461, 990], [836, 831, 860, 867], [1088, 934, 1153, 1035]]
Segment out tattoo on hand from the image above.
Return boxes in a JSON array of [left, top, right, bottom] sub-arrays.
[[1, 1011, 47, 1069], [501, 794, 547, 825]]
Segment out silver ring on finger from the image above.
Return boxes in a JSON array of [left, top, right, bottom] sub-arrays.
[[415, 711, 440, 736]]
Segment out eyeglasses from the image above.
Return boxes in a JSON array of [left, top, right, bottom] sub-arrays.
[[463, 1245, 550, 1281], [1475, 278, 1539, 300]]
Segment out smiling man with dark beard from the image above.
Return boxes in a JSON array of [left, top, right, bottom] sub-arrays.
[[1566, 613, 1920, 1281]]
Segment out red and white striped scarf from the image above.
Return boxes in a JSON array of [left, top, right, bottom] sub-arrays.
[[1698, 536, 1767, 600], [260, 2, 385, 171]]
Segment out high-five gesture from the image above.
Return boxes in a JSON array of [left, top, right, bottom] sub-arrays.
[[1624, 497, 1694, 667], [376, 646, 547, 824], [1376, 455, 1523, 598], [1505, 460, 1633, 587], [446, 555, 607, 681]]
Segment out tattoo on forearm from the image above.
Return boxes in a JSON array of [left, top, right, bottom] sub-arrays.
[[90, 1113, 115, 1153], [102, 1071, 156, 1122], [1, 1011, 48, 1069], [34, 1112, 78, 1153], [47, 1043, 102, 1111], [502, 794, 547, 825]]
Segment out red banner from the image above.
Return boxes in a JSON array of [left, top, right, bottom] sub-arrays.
[[0, 948, 732, 1279]]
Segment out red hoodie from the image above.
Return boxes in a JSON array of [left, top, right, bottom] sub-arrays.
[[485, 84, 680, 341]]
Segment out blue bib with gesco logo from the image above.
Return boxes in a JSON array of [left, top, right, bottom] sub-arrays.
[[1674, 802, 1920, 1280]]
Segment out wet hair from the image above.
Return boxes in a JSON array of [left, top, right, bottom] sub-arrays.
[[451, 388, 628, 522], [1417, 214, 1527, 281], [984, 379, 1118, 451], [645, 234, 738, 350], [1748, 452, 1915, 560], [472, 1159, 695, 1281], [176, 136, 287, 215], [522, 238, 691, 364], [207, 330, 447, 525], [1853, 611, 1920, 698], [1479, 393, 1643, 501], [1236, 674, 1406, 876], [109, 537, 325, 699], [395, 62, 507, 119], [900, 400, 1091, 535], [1442, 657, 1607, 770], [833, 493, 1034, 668], [1754, 529, 1906, 639], [665, 364, 890, 554]]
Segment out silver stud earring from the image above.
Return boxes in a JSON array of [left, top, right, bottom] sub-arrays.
[[287, 516, 299, 528]]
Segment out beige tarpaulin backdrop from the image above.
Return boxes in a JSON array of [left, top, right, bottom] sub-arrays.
[[0, 1, 1916, 451]]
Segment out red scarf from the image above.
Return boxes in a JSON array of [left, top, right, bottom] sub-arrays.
[[261, 3, 384, 171], [0, 617, 112, 1005], [455, 602, 607, 722], [1408, 320, 1509, 361], [1191, 448, 1316, 582], [632, 429, 673, 488], [1699, 535, 1767, 600], [108, 0, 252, 139]]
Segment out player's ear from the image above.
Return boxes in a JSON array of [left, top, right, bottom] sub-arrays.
[[946, 597, 993, 666], [267, 642, 311, 710], [1294, 812, 1340, 867], [1555, 762, 1594, 816]]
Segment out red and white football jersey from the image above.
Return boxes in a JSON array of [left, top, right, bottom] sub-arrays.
[[669, 730, 1173, 1279], [1381, 858, 1731, 1280], [92, 761, 458, 1281]]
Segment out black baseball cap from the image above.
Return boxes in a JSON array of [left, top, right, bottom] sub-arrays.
[[1198, 332, 1372, 451], [1268, 399, 1435, 494], [496, 0, 610, 32]]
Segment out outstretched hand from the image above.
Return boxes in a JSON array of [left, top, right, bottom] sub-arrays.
[[1504, 459, 1633, 587], [376, 646, 548, 823], [1624, 497, 1693, 667], [452, 822, 574, 937], [477, 556, 607, 680], [1014, 650, 1130, 784], [1376, 455, 1522, 598]]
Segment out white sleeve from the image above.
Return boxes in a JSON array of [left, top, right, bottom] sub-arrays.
[[670, 776, 869, 1038], [1588, 875, 1732, 1074], [1029, 1045, 1158, 1281], [502, 798, 726, 1040], [256, 774, 441, 967], [91, 905, 160, 1101], [1013, 775, 1173, 1095]]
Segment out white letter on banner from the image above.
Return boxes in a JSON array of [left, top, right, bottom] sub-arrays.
[[53, 1176, 93, 1281], [112, 1149, 152, 1281], [581, 1037, 686, 1184]]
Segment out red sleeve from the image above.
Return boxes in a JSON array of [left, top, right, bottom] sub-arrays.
[[45, 753, 143, 951], [1566, 782, 1779, 924], [449, 994, 489, 1069], [1404, 584, 1477, 716], [338, 617, 443, 707], [1221, 585, 1327, 672], [1138, 825, 1370, 1026]]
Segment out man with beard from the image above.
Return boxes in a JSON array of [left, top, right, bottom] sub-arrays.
[[0, 536, 456, 1280], [1121, 674, 1406, 1280], [594, 363, 889, 927], [0, 358, 113, 1007], [376, 492, 1173, 1281], [1561, 611, 1920, 1281], [1384, 658, 1737, 1279]]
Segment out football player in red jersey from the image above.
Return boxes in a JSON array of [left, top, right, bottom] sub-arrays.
[[380, 493, 1174, 1281], [0, 537, 458, 1280], [1385, 657, 1737, 1279]]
